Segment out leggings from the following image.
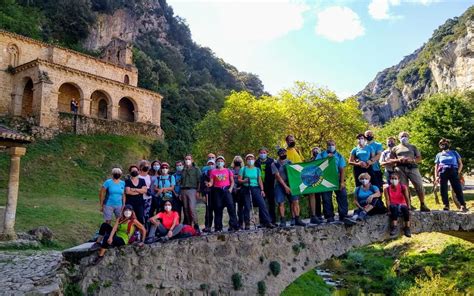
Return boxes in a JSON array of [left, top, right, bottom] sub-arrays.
[[388, 204, 410, 222], [98, 223, 126, 249], [439, 167, 466, 207], [147, 223, 183, 239]]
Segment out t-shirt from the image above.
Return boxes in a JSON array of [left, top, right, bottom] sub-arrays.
[[239, 166, 261, 187], [209, 168, 232, 188], [354, 185, 379, 204], [139, 174, 152, 200], [287, 147, 303, 163], [351, 145, 373, 162], [317, 150, 346, 173], [102, 179, 125, 207], [381, 149, 395, 172], [435, 150, 461, 169], [271, 159, 291, 184], [387, 184, 408, 206], [155, 175, 176, 200], [116, 222, 134, 245], [391, 144, 420, 167], [156, 211, 179, 230], [367, 141, 383, 171], [125, 178, 146, 199]]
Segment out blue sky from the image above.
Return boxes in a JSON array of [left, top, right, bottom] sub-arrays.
[[167, 0, 473, 97]]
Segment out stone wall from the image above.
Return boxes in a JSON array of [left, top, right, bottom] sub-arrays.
[[68, 211, 474, 295]]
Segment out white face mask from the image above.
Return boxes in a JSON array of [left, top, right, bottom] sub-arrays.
[[361, 179, 370, 185], [124, 210, 132, 218], [400, 137, 409, 145], [185, 159, 192, 166], [164, 205, 172, 212], [358, 139, 366, 146], [217, 162, 224, 168], [391, 179, 399, 186], [247, 159, 255, 166], [162, 168, 169, 174]]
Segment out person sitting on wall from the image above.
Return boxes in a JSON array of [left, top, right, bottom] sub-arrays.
[[145, 200, 184, 243], [353, 173, 387, 220], [384, 172, 412, 237]]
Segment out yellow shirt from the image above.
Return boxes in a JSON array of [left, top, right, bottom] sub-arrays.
[[287, 147, 303, 163]]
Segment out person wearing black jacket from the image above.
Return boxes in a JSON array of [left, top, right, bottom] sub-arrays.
[[255, 147, 277, 224]]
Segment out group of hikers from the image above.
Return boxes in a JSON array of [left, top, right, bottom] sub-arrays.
[[90, 131, 469, 264]]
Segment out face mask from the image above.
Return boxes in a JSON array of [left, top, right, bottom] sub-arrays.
[[259, 153, 267, 160], [328, 145, 336, 153], [208, 165, 215, 170], [217, 162, 224, 168], [440, 144, 449, 150], [124, 210, 132, 218], [366, 136, 374, 142], [130, 171, 139, 177], [361, 179, 369, 185], [247, 159, 255, 166], [164, 205, 172, 212], [312, 151, 318, 157], [234, 161, 241, 167], [358, 139, 366, 146], [279, 155, 287, 160], [387, 142, 395, 148], [162, 168, 169, 174], [113, 173, 121, 179], [185, 159, 192, 166], [391, 179, 399, 186], [400, 137, 409, 145], [153, 165, 160, 171], [176, 165, 184, 171], [142, 166, 149, 172], [288, 142, 296, 148]]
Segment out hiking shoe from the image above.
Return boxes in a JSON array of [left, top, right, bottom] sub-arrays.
[[356, 211, 367, 221], [443, 206, 450, 211], [389, 226, 397, 236], [89, 242, 101, 252], [144, 237, 157, 245], [92, 255, 104, 265], [310, 216, 322, 225], [419, 204, 431, 212], [263, 223, 276, 229], [410, 205, 417, 211], [202, 227, 211, 233], [290, 218, 296, 226], [342, 217, 357, 226], [295, 219, 307, 227], [460, 206, 469, 212], [326, 217, 335, 223], [279, 218, 287, 228], [194, 224, 201, 234], [403, 227, 412, 238]]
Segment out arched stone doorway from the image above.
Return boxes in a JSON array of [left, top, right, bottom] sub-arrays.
[[118, 97, 136, 122], [58, 83, 82, 113], [89, 90, 110, 119], [21, 78, 33, 117]]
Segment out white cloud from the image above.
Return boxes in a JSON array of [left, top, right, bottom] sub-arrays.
[[368, 0, 401, 20], [315, 6, 365, 42]]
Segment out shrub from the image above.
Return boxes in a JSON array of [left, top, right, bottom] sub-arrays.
[[231, 273, 243, 290], [257, 281, 266, 296], [269, 261, 281, 277]]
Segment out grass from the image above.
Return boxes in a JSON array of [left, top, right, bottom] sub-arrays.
[[281, 269, 333, 296]]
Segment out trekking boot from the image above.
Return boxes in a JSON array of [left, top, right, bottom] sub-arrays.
[[295, 218, 307, 227], [419, 203, 431, 212], [403, 227, 412, 238], [194, 224, 201, 234], [89, 242, 101, 252], [342, 217, 357, 226], [443, 206, 450, 211], [356, 211, 367, 221], [410, 205, 417, 211], [202, 227, 211, 233], [389, 225, 397, 236], [279, 218, 287, 228], [460, 205, 469, 212], [326, 217, 335, 223], [160, 236, 170, 243], [264, 223, 276, 229], [290, 218, 296, 226], [310, 216, 322, 225], [144, 237, 157, 245]]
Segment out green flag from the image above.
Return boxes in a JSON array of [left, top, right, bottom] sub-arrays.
[[286, 157, 339, 195]]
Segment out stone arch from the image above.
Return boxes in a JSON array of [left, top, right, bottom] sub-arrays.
[[58, 82, 83, 113], [118, 97, 136, 122], [7, 43, 20, 67], [21, 78, 34, 117], [124, 75, 130, 84], [89, 90, 111, 119]]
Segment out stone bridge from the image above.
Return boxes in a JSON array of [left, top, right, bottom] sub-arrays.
[[64, 211, 474, 295]]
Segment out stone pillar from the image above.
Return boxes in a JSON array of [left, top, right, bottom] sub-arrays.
[[33, 80, 56, 128], [10, 93, 23, 116], [1, 147, 27, 241], [111, 104, 119, 121]]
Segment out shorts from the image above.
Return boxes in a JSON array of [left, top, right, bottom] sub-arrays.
[[394, 166, 424, 195], [274, 184, 299, 204], [103, 205, 122, 221]]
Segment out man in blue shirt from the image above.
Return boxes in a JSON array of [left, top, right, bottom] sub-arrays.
[[365, 130, 384, 191], [317, 140, 356, 225]]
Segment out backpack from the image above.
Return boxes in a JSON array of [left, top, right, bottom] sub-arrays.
[[180, 224, 198, 237]]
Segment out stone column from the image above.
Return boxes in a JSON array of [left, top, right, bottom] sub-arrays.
[[10, 93, 23, 116], [1, 147, 27, 241]]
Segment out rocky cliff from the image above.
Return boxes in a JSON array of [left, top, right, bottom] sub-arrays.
[[358, 7, 474, 125]]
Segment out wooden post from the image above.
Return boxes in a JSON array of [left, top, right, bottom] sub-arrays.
[[1, 146, 26, 240]]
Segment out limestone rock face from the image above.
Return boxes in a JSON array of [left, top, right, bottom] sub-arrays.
[[83, 1, 170, 51], [358, 16, 474, 125]]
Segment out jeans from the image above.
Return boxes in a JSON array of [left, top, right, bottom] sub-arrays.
[[181, 189, 198, 225], [147, 223, 183, 239], [233, 190, 244, 227], [439, 167, 465, 207], [126, 196, 145, 224], [204, 192, 214, 229], [354, 198, 387, 216], [371, 170, 384, 192], [211, 187, 239, 230], [321, 188, 348, 219], [388, 204, 409, 222], [241, 186, 272, 225]]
